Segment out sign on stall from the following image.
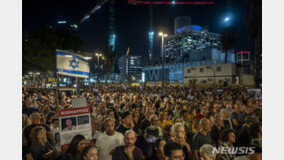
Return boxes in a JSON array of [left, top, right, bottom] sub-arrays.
[[59, 107, 92, 151]]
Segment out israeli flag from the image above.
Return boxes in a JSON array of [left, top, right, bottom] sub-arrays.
[[56, 49, 90, 78]]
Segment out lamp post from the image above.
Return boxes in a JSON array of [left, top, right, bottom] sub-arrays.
[[224, 17, 230, 27], [159, 32, 167, 88], [95, 53, 102, 86]]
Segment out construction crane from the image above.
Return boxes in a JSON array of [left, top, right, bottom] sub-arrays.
[[79, 0, 116, 51], [127, 0, 214, 60]]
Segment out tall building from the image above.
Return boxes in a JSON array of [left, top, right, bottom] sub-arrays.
[[118, 55, 142, 81], [143, 16, 235, 83], [165, 25, 222, 61]]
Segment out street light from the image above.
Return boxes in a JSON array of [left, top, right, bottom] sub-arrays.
[[159, 32, 168, 88], [224, 17, 230, 27], [95, 53, 102, 85]]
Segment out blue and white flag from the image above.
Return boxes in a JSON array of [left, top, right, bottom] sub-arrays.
[[56, 49, 90, 78]]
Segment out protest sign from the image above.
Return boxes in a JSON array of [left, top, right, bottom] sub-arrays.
[[72, 97, 87, 108], [59, 107, 92, 151]]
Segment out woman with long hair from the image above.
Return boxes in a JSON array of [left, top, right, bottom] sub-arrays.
[[61, 134, 87, 160], [158, 111, 172, 132], [29, 126, 59, 160]]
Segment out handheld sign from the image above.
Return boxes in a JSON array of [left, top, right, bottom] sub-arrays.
[[59, 107, 92, 151]]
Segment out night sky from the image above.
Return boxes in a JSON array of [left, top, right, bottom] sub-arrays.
[[23, 0, 250, 58]]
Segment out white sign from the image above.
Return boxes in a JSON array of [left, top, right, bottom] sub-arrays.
[[72, 97, 87, 108], [59, 107, 92, 151]]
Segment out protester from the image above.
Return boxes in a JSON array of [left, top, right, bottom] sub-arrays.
[[81, 145, 99, 160], [135, 126, 160, 158], [96, 118, 124, 160], [164, 141, 185, 160], [112, 130, 143, 160], [199, 144, 216, 160], [29, 126, 59, 160], [192, 118, 213, 160], [210, 114, 225, 147], [61, 134, 87, 160], [22, 85, 262, 160], [216, 129, 236, 160]]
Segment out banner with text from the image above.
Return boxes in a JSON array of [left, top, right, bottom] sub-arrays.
[[59, 107, 92, 151]]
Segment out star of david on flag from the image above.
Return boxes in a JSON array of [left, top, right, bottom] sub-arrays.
[[56, 49, 90, 78]]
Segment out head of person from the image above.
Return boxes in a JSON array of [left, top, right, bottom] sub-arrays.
[[164, 142, 184, 160], [99, 106, 106, 115], [47, 111, 57, 123], [233, 104, 240, 113], [82, 145, 98, 160], [220, 128, 236, 144], [155, 138, 166, 158], [150, 114, 159, 126], [104, 118, 116, 135], [201, 107, 208, 116], [124, 130, 137, 148], [172, 123, 186, 139], [249, 122, 262, 139], [22, 114, 30, 128], [67, 134, 87, 157], [199, 144, 216, 160], [106, 109, 115, 119], [30, 126, 46, 144], [199, 118, 212, 133], [159, 111, 168, 121], [30, 113, 41, 124], [91, 117, 100, 131], [52, 118, 59, 129], [173, 117, 182, 124], [145, 126, 160, 144], [131, 108, 140, 118], [163, 125, 174, 141], [66, 118, 73, 126], [121, 110, 132, 126], [220, 109, 229, 120], [39, 113, 46, 124], [146, 108, 155, 119], [214, 114, 224, 128]]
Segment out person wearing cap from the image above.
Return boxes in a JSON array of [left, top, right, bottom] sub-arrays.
[[116, 110, 139, 135]]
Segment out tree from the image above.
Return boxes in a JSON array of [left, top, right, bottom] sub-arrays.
[[244, 0, 262, 88], [23, 27, 84, 76], [102, 46, 116, 84], [220, 26, 238, 63]]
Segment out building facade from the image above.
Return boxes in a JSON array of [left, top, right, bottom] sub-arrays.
[[165, 25, 222, 61], [118, 55, 142, 81], [183, 63, 237, 85]]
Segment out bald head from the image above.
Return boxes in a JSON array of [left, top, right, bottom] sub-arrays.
[[199, 118, 211, 133]]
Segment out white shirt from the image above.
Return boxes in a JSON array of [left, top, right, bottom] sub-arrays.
[[96, 131, 124, 160], [62, 125, 77, 132]]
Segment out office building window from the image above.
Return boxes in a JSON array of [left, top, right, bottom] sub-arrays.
[[217, 67, 221, 71], [200, 68, 204, 73], [187, 69, 191, 73]]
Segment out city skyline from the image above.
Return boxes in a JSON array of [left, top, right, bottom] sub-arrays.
[[23, 0, 249, 58]]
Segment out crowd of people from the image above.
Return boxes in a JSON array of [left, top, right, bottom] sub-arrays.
[[22, 85, 262, 160]]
